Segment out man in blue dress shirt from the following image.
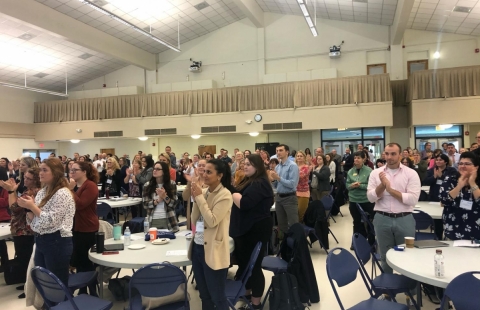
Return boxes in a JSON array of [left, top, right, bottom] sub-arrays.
[[269, 144, 300, 233]]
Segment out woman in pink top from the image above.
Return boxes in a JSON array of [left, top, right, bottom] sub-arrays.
[[295, 151, 312, 222]]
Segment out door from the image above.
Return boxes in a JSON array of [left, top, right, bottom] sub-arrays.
[[416, 138, 462, 153], [101, 148, 115, 156], [363, 140, 384, 161], [198, 145, 216, 157]]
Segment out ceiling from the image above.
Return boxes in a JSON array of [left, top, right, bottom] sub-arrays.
[[0, 0, 479, 94]]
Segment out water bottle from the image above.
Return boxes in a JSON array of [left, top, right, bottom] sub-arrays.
[[124, 226, 131, 246], [434, 249, 444, 278], [144, 217, 150, 234]]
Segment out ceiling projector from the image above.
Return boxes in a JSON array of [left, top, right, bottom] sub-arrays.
[[189, 60, 202, 72], [329, 41, 344, 58]]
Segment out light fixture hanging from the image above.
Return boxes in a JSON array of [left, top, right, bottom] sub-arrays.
[[0, 81, 68, 97], [191, 135, 201, 139], [70, 139, 80, 143], [77, 0, 181, 52], [296, 0, 318, 37], [249, 132, 259, 137], [138, 136, 148, 141], [438, 124, 453, 130], [433, 51, 440, 59]]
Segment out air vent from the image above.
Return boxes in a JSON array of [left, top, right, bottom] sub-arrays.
[[93, 131, 123, 137], [145, 129, 160, 135], [353, 0, 368, 3], [18, 33, 35, 41], [78, 53, 93, 60], [219, 126, 236, 132], [33, 72, 48, 78], [201, 126, 219, 133], [161, 128, 177, 135], [194, 1, 210, 11], [91, 0, 108, 6], [263, 122, 302, 130], [453, 6, 472, 13]]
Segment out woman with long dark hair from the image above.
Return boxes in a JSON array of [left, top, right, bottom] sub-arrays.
[[440, 152, 480, 240], [68, 162, 99, 295], [231, 155, 273, 309], [17, 158, 75, 285], [142, 162, 178, 231], [189, 159, 234, 309]]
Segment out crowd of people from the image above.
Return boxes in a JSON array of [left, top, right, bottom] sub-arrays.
[[0, 135, 478, 309]]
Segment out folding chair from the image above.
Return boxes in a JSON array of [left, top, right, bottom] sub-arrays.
[[352, 233, 419, 310], [97, 202, 116, 225], [440, 271, 480, 310], [68, 270, 98, 296], [412, 210, 437, 240], [226, 242, 262, 310], [320, 195, 339, 243], [326, 247, 408, 310], [129, 262, 190, 310], [31, 266, 112, 310], [356, 203, 380, 277]]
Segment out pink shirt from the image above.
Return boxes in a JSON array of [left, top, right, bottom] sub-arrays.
[[367, 164, 421, 213]]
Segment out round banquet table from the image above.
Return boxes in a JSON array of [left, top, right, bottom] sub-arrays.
[[414, 201, 443, 219], [97, 197, 142, 223], [0, 223, 11, 240], [89, 232, 234, 298], [387, 241, 480, 306]]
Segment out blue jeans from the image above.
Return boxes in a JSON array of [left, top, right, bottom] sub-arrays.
[[34, 231, 73, 286], [192, 243, 228, 310]]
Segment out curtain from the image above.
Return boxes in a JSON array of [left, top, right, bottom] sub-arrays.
[[34, 74, 392, 123], [391, 80, 409, 107], [408, 65, 480, 102]]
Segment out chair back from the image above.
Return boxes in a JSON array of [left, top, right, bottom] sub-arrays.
[[233, 242, 262, 297], [412, 210, 434, 231], [120, 187, 128, 195], [129, 262, 189, 309], [326, 247, 371, 310], [441, 271, 480, 310], [97, 202, 115, 223], [320, 195, 334, 211], [30, 267, 78, 310], [356, 204, 375, 234], [351, 233, 372, 266]]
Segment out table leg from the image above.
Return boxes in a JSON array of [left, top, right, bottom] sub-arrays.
[[99, 265, 104, 299], [416, 281, 422, 308], [114, 209, 119, 223]]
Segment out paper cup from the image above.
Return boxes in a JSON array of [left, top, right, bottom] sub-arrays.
[[149, 228, 157, 240], [186, 236, 192, 251], [404, 236, 415, 248]]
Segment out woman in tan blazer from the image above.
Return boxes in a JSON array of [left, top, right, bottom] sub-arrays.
[[188, 159, 233, 310]]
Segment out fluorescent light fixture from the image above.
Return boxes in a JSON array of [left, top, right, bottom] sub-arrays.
[[77, 0, 180, 52], [249, 132, 259, 137], [70, 139, 80, 143], [438, 124, 453, 130], [138, 136, 148, 141], [191, 135, 201, 139], [296, 0, 318, 37], [0, 82, 68, 97], [433, 51, 440, 59]]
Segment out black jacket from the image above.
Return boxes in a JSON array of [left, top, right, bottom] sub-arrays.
[[303, 200, 329, 249], [280, 223, 320, 304]]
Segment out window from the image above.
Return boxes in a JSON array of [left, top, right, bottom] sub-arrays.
[[407, 60, 428, 76], [367, 64, 386, 75]]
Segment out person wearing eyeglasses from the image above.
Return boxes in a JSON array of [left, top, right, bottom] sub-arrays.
[[142, 162, 178, 232], [67, 162, 99, 296], [100, 157, 123, 197], [440, 152, 480, 241]]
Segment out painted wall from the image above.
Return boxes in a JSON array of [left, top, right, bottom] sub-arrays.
[[0, 138, 58, 160]]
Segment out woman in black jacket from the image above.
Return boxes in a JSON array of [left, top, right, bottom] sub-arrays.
[[231, 154, 274, 309], [100, 157, 123, 197], [311, 154, 331, 201]]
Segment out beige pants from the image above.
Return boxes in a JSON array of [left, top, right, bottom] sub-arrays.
[[311, 189, 329, 201], [297, 196, 310, 223]]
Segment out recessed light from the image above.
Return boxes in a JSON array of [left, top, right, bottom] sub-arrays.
[[18, 33, 35, 41], [78, 53, 93, 60], [453, 6, 472, 13], [91, 0, 108, 6], [33, 72, 48, 78], [194, 1, 210, 11]]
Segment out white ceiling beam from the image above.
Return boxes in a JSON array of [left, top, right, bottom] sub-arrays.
[[0, 0, 156, 70], [390, 0, 415, 45], [235, 0, 264, 28]]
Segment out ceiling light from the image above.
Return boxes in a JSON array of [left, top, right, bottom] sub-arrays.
[[70, 139, 80, 143], [18, 33, 35, 41], [191, 135, 201, 139], [0, 81, 68, 97], [433, 51, 440, 59], [138, 136, 148, 141], [295, 0, 318, 37], [249, 132, 259, 137], [77, 0, 180, 52], [438, 124, 453, 130], [453, 6, 472, 13]]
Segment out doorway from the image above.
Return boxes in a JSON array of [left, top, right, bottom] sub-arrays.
[[101, 148, 115, 156], [198, 145, 216, 157]]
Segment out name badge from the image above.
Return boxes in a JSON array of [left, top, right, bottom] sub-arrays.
[[415, 165, 418, 169], [196, 221, 204, 233], [460, 199, 473, 211], [64, 173, 68, 177], [129, 178, 133, 184], [436, 179, 443, 185], [353, 173, 357, 176], [107, 179, 112, 184]]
